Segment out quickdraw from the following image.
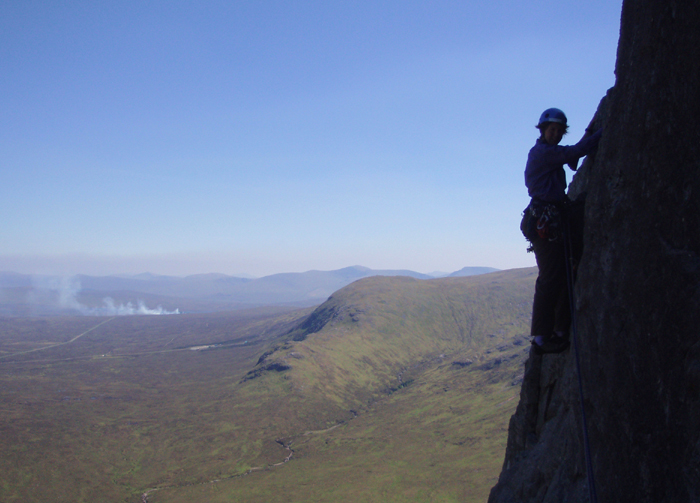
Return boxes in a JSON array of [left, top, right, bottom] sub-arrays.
[[521, 201, 562, 247], [536, 204, 561, 241]]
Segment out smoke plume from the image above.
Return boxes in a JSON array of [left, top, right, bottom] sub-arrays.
[[36, 276, 180, 316]]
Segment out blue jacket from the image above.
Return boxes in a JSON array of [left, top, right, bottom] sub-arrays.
[[525, 129, 602, 202]]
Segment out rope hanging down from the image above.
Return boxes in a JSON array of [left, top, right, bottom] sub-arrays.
[[563, 216, 598, 503]]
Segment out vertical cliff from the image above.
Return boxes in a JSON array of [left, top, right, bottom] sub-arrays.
[[489, 1, 700, 501]]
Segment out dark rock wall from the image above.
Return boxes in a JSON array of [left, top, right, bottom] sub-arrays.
[[490, 1, 700, 501]]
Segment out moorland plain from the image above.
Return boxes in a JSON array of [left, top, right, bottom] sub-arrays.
[[0, 268, 536, 503]]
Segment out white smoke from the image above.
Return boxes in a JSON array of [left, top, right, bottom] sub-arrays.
[[93, 297, 180, 316], [58, 277, 85, 311], [34, 276, 180, 316]]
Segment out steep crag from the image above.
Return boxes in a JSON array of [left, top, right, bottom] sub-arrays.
[[490, 1, 700, 502]]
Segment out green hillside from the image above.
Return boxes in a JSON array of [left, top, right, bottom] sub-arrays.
[[0, 268, 536, 503]]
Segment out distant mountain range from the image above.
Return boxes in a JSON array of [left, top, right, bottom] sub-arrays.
[[0, 265, 499, 316]]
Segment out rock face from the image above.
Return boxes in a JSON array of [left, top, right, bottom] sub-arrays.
[[489, 1, 700, 502]]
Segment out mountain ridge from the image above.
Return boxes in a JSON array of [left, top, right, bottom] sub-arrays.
[[242, 268, 536, 407], [0, 265, 501, 316]]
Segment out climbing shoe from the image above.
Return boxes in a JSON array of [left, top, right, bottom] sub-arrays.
[[532, 334, 570, 355]]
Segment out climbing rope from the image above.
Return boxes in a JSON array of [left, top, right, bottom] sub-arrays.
[[563, 214, 599, 503]]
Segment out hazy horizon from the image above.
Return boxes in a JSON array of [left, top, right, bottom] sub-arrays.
[[0, 260, 502, 279]]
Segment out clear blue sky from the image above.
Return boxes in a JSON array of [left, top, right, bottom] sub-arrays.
[[1, 1, 622, 277]]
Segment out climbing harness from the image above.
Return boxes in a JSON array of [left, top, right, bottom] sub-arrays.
[[521, 200, 563, 253], [536, 204, 561, 241], [562, 216, 598, 503]]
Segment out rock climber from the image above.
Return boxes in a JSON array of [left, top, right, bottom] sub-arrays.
[[521, 108, 602, 354]]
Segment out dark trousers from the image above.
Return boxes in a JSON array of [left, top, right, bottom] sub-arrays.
[[531, 235, 570, 337], [529, 199, 584, 337]]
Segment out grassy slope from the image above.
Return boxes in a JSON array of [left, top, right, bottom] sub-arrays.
[[0, 268, 536, 503], [152, 343, 527, 503]]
